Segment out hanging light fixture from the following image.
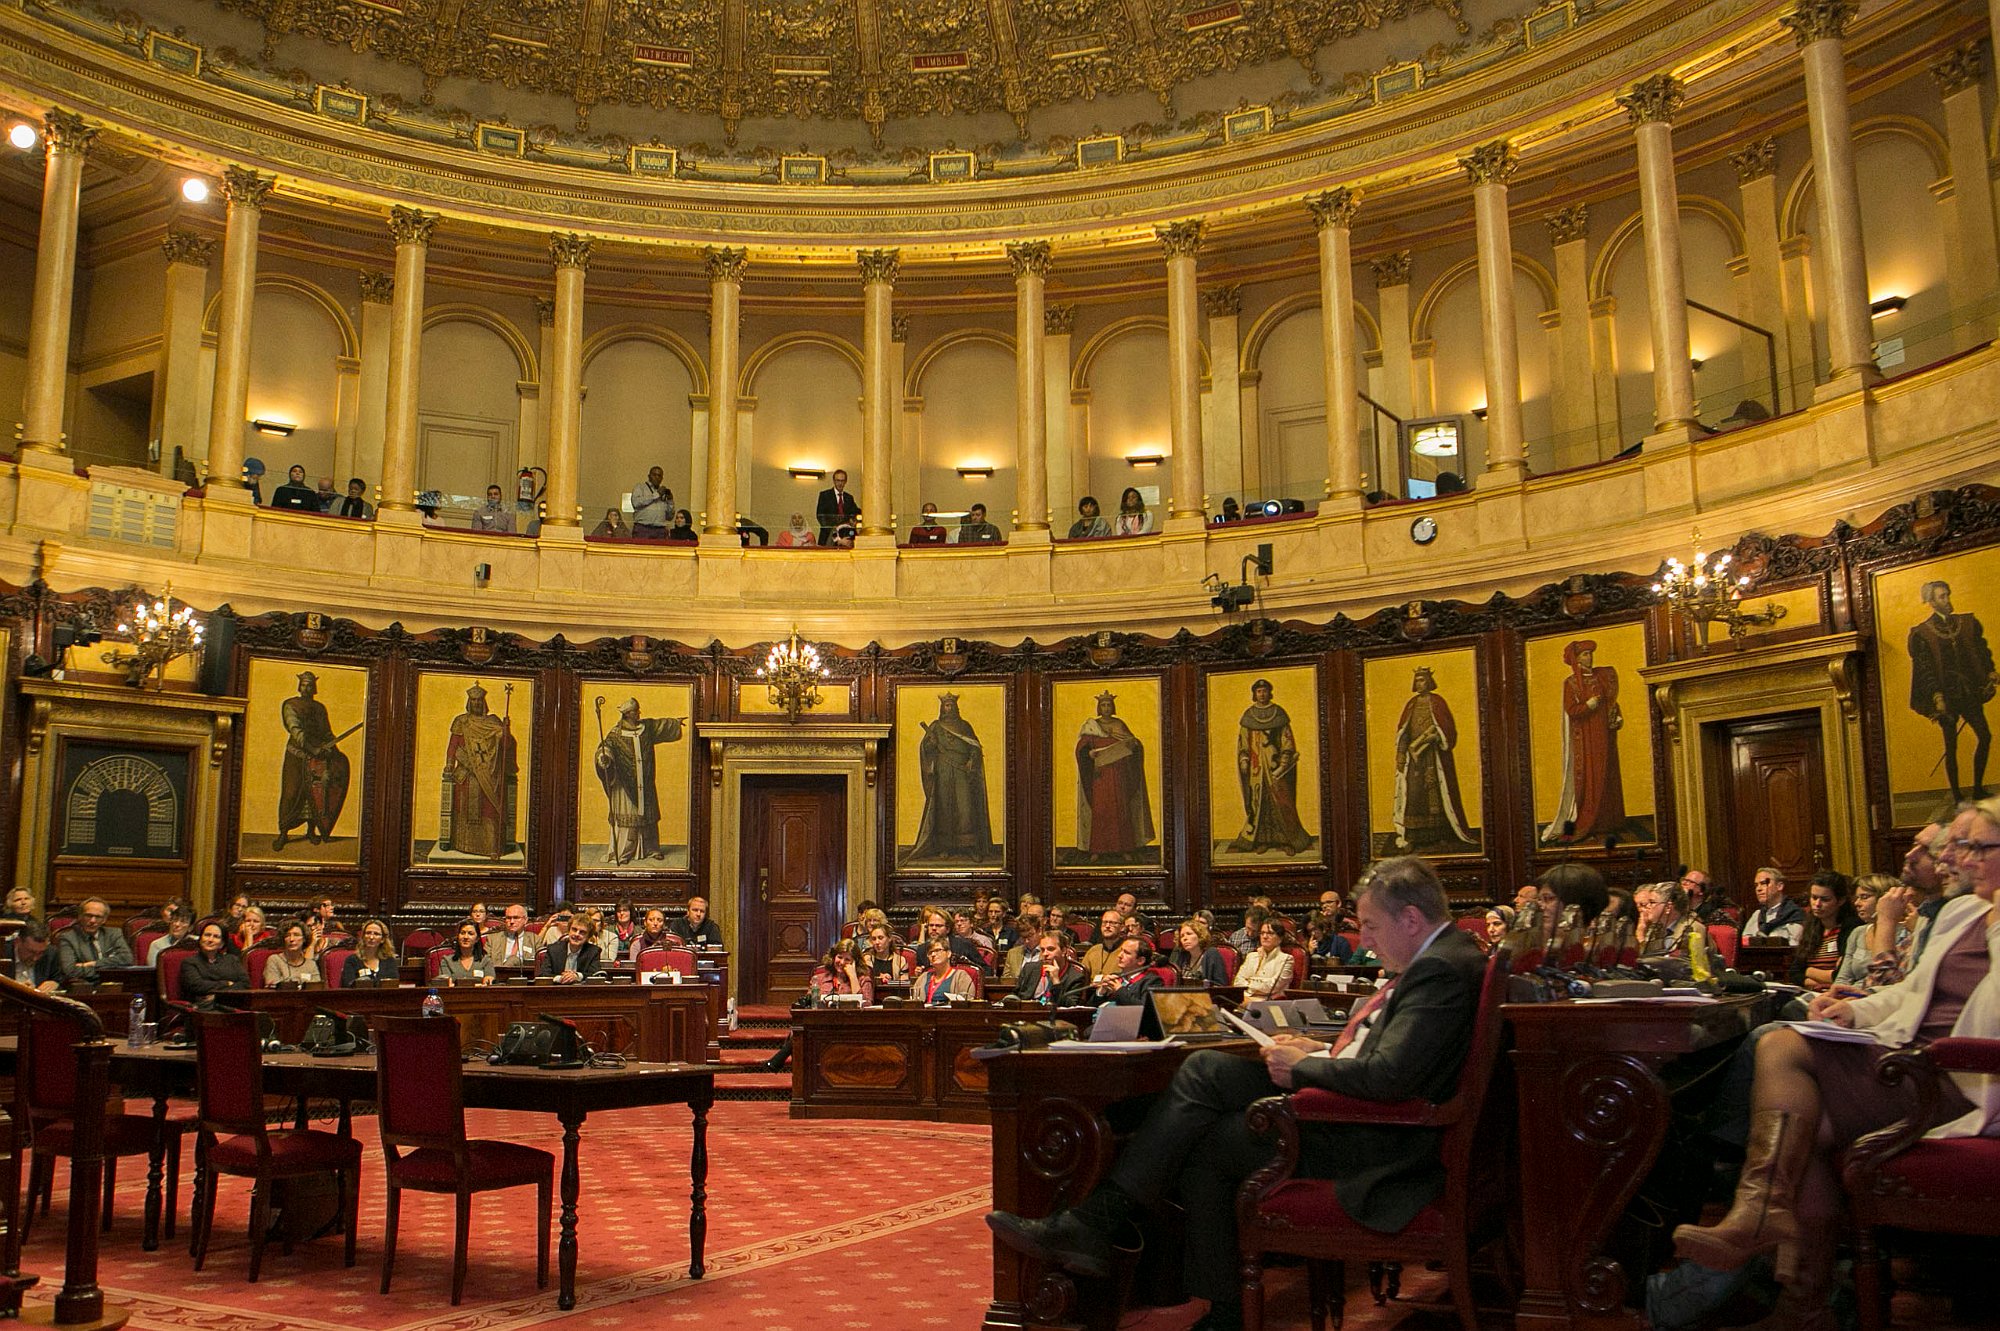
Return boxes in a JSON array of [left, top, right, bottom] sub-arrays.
[[101, 584, 206, 688], [1650, 536, 1786, 647], [757, 626, 826, 723]]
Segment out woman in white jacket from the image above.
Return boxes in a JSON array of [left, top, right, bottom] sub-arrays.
[[1673, 796, 2000, 1328]]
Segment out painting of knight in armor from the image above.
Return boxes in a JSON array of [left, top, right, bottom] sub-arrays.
[[237, 657, 369, 865], [1873, 549, 2000, 826], [410, 672, 532, 865]]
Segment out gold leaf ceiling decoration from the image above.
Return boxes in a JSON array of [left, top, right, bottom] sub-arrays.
[[210, 0, 1467, 141]]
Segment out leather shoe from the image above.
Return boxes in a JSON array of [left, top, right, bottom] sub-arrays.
[[985, 1209, 1115, 1279]]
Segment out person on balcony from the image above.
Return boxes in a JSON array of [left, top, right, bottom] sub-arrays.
[[816, 468, 860, 544], [270, 464, 320, 511], [909, 502, 949, 545], [776, 513, 817, 548], [1068, 495, 1111, 539], [472, 483, 516, 533], [667, 509, 698, 543], [958, 503, 1003, 544], [630, 466, 672, 538], [1115, 486, 1150, 536], [591, 508, 629, 538], [336, 478, 375, 520]]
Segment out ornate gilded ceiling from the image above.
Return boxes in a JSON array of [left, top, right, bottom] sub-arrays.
[[207, 0, 1465, 141]]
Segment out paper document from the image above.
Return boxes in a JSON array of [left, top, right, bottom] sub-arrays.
[[1780, 1020, 1883, 1045], [1215, 1006, 1276, 1047]]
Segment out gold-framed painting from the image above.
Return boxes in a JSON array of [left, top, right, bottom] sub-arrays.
[[1052, 675, 1164, 870], [1363, 647, 1485, 858], [577, 682, 693, 871], [1872, 546, 2000, 826], [236, 656, 370, 865], [893, 682, 1008, 871], [1204, 664, 1323, 867], [409, 671, 533, 866], [1524, 622, 1658, 847]]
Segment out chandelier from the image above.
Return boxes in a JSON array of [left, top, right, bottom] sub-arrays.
[[102, 584, 206, 689], [1651, 539, 1785, 647], [758, 627, 826, 723]]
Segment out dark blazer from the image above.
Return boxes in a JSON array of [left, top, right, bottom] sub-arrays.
[[1013, 960, 1088, 1005], [918, 934, 988, 974], [674, 917, 725, 948], [815, 486, 861, 543], [7, 942, 59, 989], [340, 952, 399, 987], [55, 926, 134, 986], [537, 939, 603, 979], [181, 951, 252, 1007], [1291, 924, 1487, 1233], [1096, 968, 1165, 1006]]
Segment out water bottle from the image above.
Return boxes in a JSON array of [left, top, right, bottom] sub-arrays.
[[422, 988, 444, 1019], [127, 994, 146, 1047]]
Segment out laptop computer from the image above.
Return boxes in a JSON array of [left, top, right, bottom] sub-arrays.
[[1141, 988, 1245, 1043], [1086, 1004, 1146, 1042]]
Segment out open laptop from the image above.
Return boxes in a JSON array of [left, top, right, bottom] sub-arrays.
[[1140, 989, 1245, 1044], [1086, 1003, 1146, 1042]]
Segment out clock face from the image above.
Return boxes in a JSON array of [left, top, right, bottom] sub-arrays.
[[1411, 516, 1439, 546]]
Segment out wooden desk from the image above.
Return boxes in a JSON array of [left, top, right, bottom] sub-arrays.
[[790, 1005, 1095, 1124]]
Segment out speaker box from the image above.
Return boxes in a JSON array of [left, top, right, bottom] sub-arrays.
[[198, 607, 236, 696]]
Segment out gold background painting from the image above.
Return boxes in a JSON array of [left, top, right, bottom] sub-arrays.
[[1052, 675, 1165, 869], [1363, 648, 1485, 857], [576, 682, 694, 871], [409, 672, 534, 865], [1204, 664, 1323, 866], [1873, 546, 2000, 826], [237, 656, 370, 864], [893, 682, 1008, 870], [738, 676, 852, 717], [1524, 623, 1658, 846], [1734, 584, 1824, 640]]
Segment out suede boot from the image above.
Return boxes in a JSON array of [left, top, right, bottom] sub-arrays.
[[1673, 1109, 1808, 1271]]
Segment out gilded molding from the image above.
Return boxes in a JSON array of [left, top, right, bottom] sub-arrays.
[[160, 229, 217, 268], [1305, 187, 1361, 230], [1370, 251, 1413, 288], [857, 248, 902, 286], [387, 205, 437, 247], [1930, 44, 1984, 96], [1006, 241, 1052, 280], [1544, 204, 1590, 245], [358, 271, 394, 303], [1044, 304, 1078, 335], [1155, 220, 1205, 258], [1458, 140, 1517, 186], [220, 165, 275, 210], [549, 232, 594, 270], [41, 107, 95, 156], [1731, 137, 1778, 183], [705, 246, 749, 283], [1778, 0, 1856, 47], [1202, 285, 1243, 317], [1617, 73, 1684, 126], [534, 297, 556, 327]]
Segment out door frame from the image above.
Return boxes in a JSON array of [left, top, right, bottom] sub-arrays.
[[1640, 632, 1868, 879], [698, 722, 889, 983]]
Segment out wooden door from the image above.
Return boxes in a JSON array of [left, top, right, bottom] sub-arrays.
[[738, 776, 846, 1006], [1712, 712, 1829, 911]]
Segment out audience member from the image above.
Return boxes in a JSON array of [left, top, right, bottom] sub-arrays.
[[1897, 819, 1954, 968], [1068, 495, 1111, 539], [1215, 497, 1242, 524], [1092, 938, 1163, 1005], [1536, 862, 1610, 936], [667, 509, 698, 542], [676, 896, 725, 948], [489, 903, 540, 965], [1682, 868, 1739, 925], [1635, 883, 1697, 960], [1793, 872, 1860, 989], [958, 503, 1003, 544], [917, 906, 987, 973], [263, 920, 320, 986], [468, 901, 491, 931], [147, 908, 192, 964], [863, 924, 911, 982], [764, 940, 875, 1071], [538, 912, 603, 983], [816, 468, 861, 544], [341, 918, 400, 987], [1482, 906, 1515, 952], [242, 456, 267, 504], [1, 888, 37, 922], [914, 940, 977, 1004], [1226, 905, 1269, 951], [55, 898, 132, 986], [8, 923, 59, 991], [181, 921, 251, 1009], [983, 899, 1017, 952], [538, 908, 575, 948], [1014, 930, 1087, 1003], [336, 477, 375, 519], [1113, 891, 1150, 935], [469, 483, 515, 532], [1234, 920, 1294, 998], [437, 919, 492, 986], [314, 477, 338, 510], [232, 904, 267, 955], [1435, 470, 1467, 494], [1170, 919, 1231, 985], [631, 467, 672, 537], [631, 907, 676, 958], [1832, 873, 1905, 991], [1743, 866, 1804, 945], [737, 516, 769, 546], [591, 508, 629, 538], [270, 464, 320, 511], [1080, 910, 1129, 979], [776, 513, 817, 548], [1115, 486, 1150, 536], [909, 503, 949, 545]]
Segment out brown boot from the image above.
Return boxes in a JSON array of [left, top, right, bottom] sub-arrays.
[[1672, 1109, 1808, 1271]]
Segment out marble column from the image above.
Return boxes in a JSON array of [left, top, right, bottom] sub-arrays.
[[17, 110, 96, 466], [353, 272, 392, 490], [1545, 207, 1597, 462], [1618, 74, 1699, 439], [152, 230, 216, 478], [532, 297, 556, 472], [1932, 46, 1999, 345], [1781, 0, 1879, 398], [1730, 139, 1796, 414], [857, 249, 899, 539], [544, 232, 591, 528], [1202, 286, 1244, 503], [204, 167, 275, 497], [1157, 220, 1207, 519], [1044, 304, 1080, 523], [1008, 242, 1052, 532], [703, 247, 747, 540], [379, 207, 436, 514], [1372, 252, 1414, 488], [1460, 141, 1525, 480], [1307, 188, 1363, 502]]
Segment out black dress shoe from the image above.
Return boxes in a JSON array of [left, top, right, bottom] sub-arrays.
[[985, 1209, 1116, 1279]]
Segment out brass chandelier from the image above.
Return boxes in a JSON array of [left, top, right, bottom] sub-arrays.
[[1651, 538, 1785, 647], [758, 627, 827, 723], [102, 584, 206, 688]]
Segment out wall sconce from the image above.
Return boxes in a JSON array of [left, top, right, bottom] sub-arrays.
[[1126, 453, 1166, 468], [251, 418, 296, 437], [787, 466, 825, 481], [956, 465, 994, 479], [1869, 295, 1907, 318], [1470, 406, 1488, 422], [1690, 358, 1705, 373]]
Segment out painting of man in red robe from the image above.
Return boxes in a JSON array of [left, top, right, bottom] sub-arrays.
[[1541, 639, 1627, 843], [1073, 691, 1155, 863]]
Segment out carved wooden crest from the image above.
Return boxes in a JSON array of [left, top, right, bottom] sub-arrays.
[[1560, 575, 1596, 620], [1087, 631, 1122, 670], [1244, 618, 1277, 657], [1911, 491, 1948, 542], [462, 625, 496, 667], [295, 611, 330, 654], [622, 635, 655, 673], [934, 636, 968, 677], [1399, 600, 1433, 642]]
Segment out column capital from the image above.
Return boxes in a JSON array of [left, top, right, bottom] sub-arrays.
[[549, 232, 593, 270], [358, 270, 394, 303], [1544, 204, 1590, 245], [1730, 137, 1778, 183], [1370, 250, 1412, 288], [221, 166, 275, 210], [1617, 73, 1685, 125], [1154, 219, 1205, 257], [1458, 140, 1518, 186], [1006, 240, 1053, 279], [1201, 284, 1242, 317], [41, 108, 97, 157], [1305, 187, 1361, 230], [1930, 43, 1985, 96], [1044, 303, 1078, 335], [388, 205, 437, 247], [704, 245, 748, 283], [891, 313, 911, 343], [857, 247, 901, 286], [1778, 0, 1856, 47], [161, 229, 217, 268], [534, 296, 557, 327]]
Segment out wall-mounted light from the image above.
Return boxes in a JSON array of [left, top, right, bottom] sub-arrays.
[[1869, 295, 1907, 318], [1470, 405, 1489, 422], [7, 122, 37, 152], [181, 177, 210, 203], [1690, 358, 1705, 373], [787, 465, 825, 481], [955, 464, 994, 479], [251, 418, 296, 437], [1125, 453, 1166, 468]]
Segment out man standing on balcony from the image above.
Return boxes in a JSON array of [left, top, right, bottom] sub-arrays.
[[631, 465, 671, 539], [817, 468, 861, 545]]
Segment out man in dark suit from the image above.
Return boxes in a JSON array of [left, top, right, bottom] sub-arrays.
[[1908, 579, 1996, 802], [1089, 938, 1164, 1006], [815, 468, 861, 545], [537, 918, 602, 984], [1013, 931, 1088, 1005], [987, 856, 1486, 1331], [55, 898, 134, 987], [8, 923, 60, 992]]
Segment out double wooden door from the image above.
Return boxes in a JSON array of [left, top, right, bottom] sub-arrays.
[[1711, 711, 1830, 907], [737, 776, 846, 1006]]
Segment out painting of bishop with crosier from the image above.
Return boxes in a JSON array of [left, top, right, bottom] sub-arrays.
[[579, 683, 692, 870], [1364, 651, 1485, 858], [238, 657, 370, 865], [410, 673, 532, 865], [1873, 548, 2000, 825], [894, 683, 1007, 870], [1206, 665, 1322, 866]]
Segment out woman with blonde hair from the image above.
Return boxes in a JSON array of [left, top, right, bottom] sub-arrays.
[[340, 917, 399, 986], [1169, 918, 1230, 985]]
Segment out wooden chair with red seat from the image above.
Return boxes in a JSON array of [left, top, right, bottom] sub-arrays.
[[319, 947, 356, 989], [188, 1009, 360, 1280], [1236, 947, 1512, 1331], [1706, 922, 1740, 967], [372, 1015, 552, 1304], [1279, 946, 1309, 998], [425, 945, 453, 982], [400, 928, 444, 961], [663, 947, 697, 978], [17, 1007, 187, 1248], [1840, 1035, 2000, 1331], [634, 945, 670, 976], [244, 943, 283, 989]]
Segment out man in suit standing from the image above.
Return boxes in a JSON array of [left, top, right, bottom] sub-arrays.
[[1013, 930, 1087, 1005], [55, 898, 134, 987], [489, 903, 540, 965], [816, 468, 860, 545], [987, 856, 1486, 1331], [537, 916, 602, 984]]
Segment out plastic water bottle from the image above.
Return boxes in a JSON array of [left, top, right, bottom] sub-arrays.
[[126, 994, 146, 1047], [422, 988, 444, 1019]]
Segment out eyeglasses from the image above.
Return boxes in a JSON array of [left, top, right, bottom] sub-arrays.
[[1947, 839, 2000, 858]]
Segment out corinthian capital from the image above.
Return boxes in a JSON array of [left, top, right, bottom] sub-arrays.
[[891, 314, 911, 343], [358, 271, 394, 304], [221, 166, 276, 210], [1458, 141, 1518, 186], [704, 246, 748, 283], [1544, 204, 1590, 245], [160, 229, 218, 268], [1778, 0, 1856, 47], [1305, 188, 1361, 230], [549, 232, 593, 270], [1155, 220, 1205, 258], [1007, 241, 1053, 280], [1930, 44, 1985, 96], [41, 109, 96, 157], [857, 248, 901, 286], [388, 206, 437, 247], [1202, 285, 1242, 317], [1617, 73, 1685, 126], [1370, 251, 1412, 288], [1730, 137, 1777, 183], [534, 297, 556, 327], [1044, 303, 1078, 335]]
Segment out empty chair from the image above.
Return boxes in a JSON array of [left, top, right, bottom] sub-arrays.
[[373, 1015, 552, 1305]]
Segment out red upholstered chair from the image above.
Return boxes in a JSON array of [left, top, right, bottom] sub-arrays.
[[1279, 947, 1309, 998], [663, 947, 697, 978], [1214, 944, 1241, 978], [1706, 923, 1740, 967], [132, 928, 166, 964], [400, 929, 444, 960], [899, 947, 919, 972], [244, 943, 282, 989], [188, 1009, 361, 1280], [634, 946, 670, 975], [1066, 921, 1094, 942], [1237, 948, 1512, 1331], [425, 945, 453, 982], [157, 943, 197, 1004], [18, 1008, 186, 1244], [1452, 914, 1487, 938], [1841, 1036, 2000, 1331], [320, 947, 356, 989], [373, 1015, 552, 1304]]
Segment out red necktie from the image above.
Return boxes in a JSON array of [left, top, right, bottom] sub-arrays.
[[1329, 976, 1398, 1057], [1035, 968, 1051, 999]]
